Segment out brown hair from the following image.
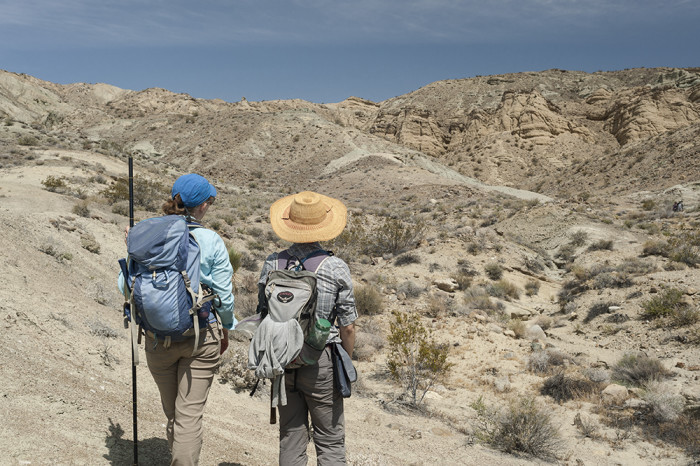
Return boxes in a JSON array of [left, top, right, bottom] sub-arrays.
[[161, 194, 216, 216], [162, 194, 187, 216]]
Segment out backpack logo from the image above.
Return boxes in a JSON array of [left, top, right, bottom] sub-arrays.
[[277, 291, 294, 303]]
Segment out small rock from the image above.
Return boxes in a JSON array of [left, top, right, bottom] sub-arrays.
[[526, 324, 546, 341], [601, 384, 629, 405], [503, 330, 516, 338], [433, 278, 459, 292]]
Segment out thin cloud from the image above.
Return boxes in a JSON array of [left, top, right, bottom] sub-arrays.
[[0, 0, 698, 49]]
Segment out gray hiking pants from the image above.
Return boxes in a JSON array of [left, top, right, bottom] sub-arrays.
[[279, 346, 346, 466], [145, 323, 222, 466]]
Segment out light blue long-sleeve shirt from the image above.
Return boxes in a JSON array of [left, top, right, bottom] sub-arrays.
[[190, 226, 236, 329], [118, 223, 236, 330]]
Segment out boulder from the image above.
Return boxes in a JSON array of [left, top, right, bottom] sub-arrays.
[[602, 384, 629, 405]]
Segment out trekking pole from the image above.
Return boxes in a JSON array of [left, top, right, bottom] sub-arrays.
[[128, 154, 139, 465]]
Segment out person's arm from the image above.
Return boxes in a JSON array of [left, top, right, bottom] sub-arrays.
[[339, 323, 355, 358]]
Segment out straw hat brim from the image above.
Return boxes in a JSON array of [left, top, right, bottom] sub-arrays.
[[270, 193, 347, 243]]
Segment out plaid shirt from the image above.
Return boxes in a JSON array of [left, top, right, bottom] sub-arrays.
[[257, 242, 357, 343]]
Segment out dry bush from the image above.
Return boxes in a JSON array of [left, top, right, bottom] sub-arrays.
[[612, 353, 671, 387], [86, 318, 120, 339], [507, 319, 527, 339], [397, 280, 425, 299], [527, 349, 570, 375], [641, 287, 677, 316], [425, 293, 451, 318], [587, 239, 614, 251], [354, 284, 385, 316], [569, 230, 589, 247], [353, 330, 385, 362], [471, 396, 563, 460], [484, 262, 503, 280], [72, 201, 91, 218], [642, 381, 684, 423], [584, 302, 618, 323], [541, 371, 603, 403], [524, 279, 540, 296], [487, 279, 520, 301], [81, 234, 101, 254], [218, 342, 258, 392], [394, 252, 421, 266]]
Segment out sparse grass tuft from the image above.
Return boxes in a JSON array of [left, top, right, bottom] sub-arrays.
[[484, 262, 503, 280], [541, 372, 603, 403], [486, 279, 520, 301], [354, 284, 384, 316], [611, 352, 671, 387], [395, 253, 421, 266], [471, 397, 563, 460]]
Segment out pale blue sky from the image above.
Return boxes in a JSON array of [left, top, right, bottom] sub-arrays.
[[1, 0, 698, 103]]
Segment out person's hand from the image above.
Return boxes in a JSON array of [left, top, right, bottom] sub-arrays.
[[124, 226, 130, 245], [220, 328, 229, 355]]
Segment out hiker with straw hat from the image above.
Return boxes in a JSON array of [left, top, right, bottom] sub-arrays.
[[257, 191, 357, 465]]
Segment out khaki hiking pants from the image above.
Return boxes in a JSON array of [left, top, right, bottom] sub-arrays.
[[279, 346, 346, 466], [145, 322, 222, 466]]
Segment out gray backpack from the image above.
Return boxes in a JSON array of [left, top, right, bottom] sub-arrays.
[[247, 249, 330, 414]]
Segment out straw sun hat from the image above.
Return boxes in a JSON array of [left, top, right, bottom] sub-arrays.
[[270, 191, 347, 243]]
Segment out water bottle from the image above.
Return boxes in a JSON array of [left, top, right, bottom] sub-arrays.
[[306, 318, 331, 350]]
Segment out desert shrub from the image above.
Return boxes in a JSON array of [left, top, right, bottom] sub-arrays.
[[541, 372, 603, 403], [641, 288, 684, 320], [642, 381, 684, 423], [555, 244, 577, 263], [484, 262, 503, 280], [641, 199, 656, 211], [584, 302, 617, 323], [72, 202, 91, 218], [527, 349, 569, 375], [395, 252, 421, 266], [592, 271, 632, 289], [471, 397, 562, 460], [41, 175, 68, 192], [671, 306, 700, 327], [373, 217, 426, 256], [353, 329, 386, 361], [463, 286, 502, 312], [569, 230, 589, 247], [397, 280, 424, 299], [507, 319, 527, 339], [86, 318, 120, 339], [228, 247, 242, 273], [612, 352, 671, 387], [425, 293, 452, 318], [487, 280, 520, 301], [641, 240, 670, 257], [18, 134, 39, 146], [616, 257, 656, 275], [587, 239, 614, 251], [387, 311, 452, 405], [668, 243, 700, 267], [451, 270, 473, 291], [81, 234, 101, 254], [240, 252, 259, 272], [111, 201, 130, 217], [524, 279, 540, 296], [218, 342, 258, 391], [523, 255, 546, 273], [354, 284, 384, 316], [100, 176, 167, 212]]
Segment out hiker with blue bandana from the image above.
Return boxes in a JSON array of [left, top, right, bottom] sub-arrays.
[[119, 173, 235, 465]]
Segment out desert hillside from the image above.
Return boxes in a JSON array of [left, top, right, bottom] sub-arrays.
[[0, 67, 699, 465]]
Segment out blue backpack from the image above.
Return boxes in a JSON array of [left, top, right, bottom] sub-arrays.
[[119, 215, 218, 355]]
